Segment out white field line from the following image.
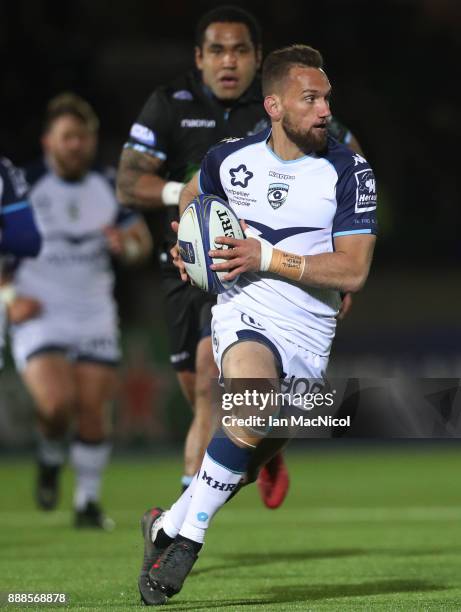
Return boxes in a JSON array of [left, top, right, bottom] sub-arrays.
[[0, 507, 461, 526]]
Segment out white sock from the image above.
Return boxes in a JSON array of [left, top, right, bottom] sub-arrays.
[[70, 440, 111, 510], [162, 474, 198, 539], [181, 474, 194, 488], [37, 431, 66, 466], [179, 452, 243, 544]]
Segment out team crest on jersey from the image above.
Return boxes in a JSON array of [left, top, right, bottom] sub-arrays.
[[229, 164, 253, 188], [267, 183, 289, 209], [355, 169, 377, 213], [67, 199, 80, 220], [172, 89, 193, 101]]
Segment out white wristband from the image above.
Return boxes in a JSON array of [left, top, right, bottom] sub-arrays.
[[123, 238, 142, 261], [244, 227, 273, 272], [0, 285, 17, 306], [161, 181, 185, 206]]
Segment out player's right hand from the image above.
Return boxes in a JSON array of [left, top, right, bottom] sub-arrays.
[[7, 296, 42, 324], [170, 221, 191, 283]]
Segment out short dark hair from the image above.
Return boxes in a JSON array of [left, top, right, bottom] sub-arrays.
[[262, 45, 324, 96], [195, 5, 261, 50], [44, 92, 99, 132]]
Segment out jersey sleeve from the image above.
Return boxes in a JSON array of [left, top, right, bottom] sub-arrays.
[[124, 90, 173, 161], [198, 146, 226, 200], [332, 162, 378, 238], [0, 158, 41, 256], [115, 204, 141, 229], [0, 202, 42, 257], [328, 117, 352, 145], [0, 157, 28, 206]]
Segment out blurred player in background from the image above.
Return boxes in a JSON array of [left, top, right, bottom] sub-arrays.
[[118, 5, 360, 507], [140, 44, 377, 604], [0, 157, 42, 368], [8, 94, 152, 528]]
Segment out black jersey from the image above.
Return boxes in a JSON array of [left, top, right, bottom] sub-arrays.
[[124, 69, 352, 273]]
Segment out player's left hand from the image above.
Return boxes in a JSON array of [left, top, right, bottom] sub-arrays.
[[337, 292, 354, 320], [7, 295, 42, 324], [209, 220, 261, 281], [170, 221, 191, 283], [103, 226, 124, 255]]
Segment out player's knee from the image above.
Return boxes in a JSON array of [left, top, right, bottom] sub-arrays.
[[78, 401, 107, 438], [194, 370, 213, 404], [39, 391, 75, 424], [177, 370, 196, 407], [39, 398, 73, 437], [78, 421, 106, 442], [195, 344, 217, 401]]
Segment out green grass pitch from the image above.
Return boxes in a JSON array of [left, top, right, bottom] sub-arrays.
[[1, 446, 461, 610]]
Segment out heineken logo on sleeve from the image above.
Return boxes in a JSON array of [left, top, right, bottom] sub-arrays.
[[355, 169, 377, 212]]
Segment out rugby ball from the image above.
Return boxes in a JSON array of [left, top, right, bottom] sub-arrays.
[[178, 194, 244, 294]]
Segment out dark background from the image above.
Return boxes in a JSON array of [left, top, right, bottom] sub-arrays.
[[2, 0, 460, 261], [1, 0, 460, 447]]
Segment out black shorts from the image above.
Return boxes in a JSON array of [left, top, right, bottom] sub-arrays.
[[162, 275, 216, 372]]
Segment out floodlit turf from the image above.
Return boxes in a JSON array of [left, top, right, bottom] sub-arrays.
[[1, 447, 461, 610]]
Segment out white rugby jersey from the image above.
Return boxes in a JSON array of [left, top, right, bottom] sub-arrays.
[[199, 128, 377, 356], [13, 160, 138, 311]]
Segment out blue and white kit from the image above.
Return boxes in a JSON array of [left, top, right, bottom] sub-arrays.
[[198, 128, 378, 380], [10, 161, 138, 369], [0, 157, 41, 368]]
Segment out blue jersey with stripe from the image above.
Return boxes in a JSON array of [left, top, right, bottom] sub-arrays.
[[199, 129, 377, 356], [0, 157, 41, 257]]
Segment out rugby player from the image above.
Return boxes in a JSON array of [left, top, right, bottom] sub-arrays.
[[0, 157, 42, 367], [117, 6, 360, 513], [8, 94, 152, 528], [139, 44, 377, 604]]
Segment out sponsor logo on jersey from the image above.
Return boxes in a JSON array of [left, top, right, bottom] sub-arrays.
[[355, 169, 377, 212], [212, 329, 219, 352], [180, 118, 216, 128], [267, 183, 289, 209], [241, 313, 265, 330], [353, 153, 367, 166], [229, 164, 253, 188], [269, 170, 295, 181], [172, 89, 193, 101], [130, 123, 156, 147], [170, 350, 190, 364], [220, 137, 243, 144]]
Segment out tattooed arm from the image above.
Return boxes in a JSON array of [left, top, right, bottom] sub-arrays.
[[116, 148, 167, 209]]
